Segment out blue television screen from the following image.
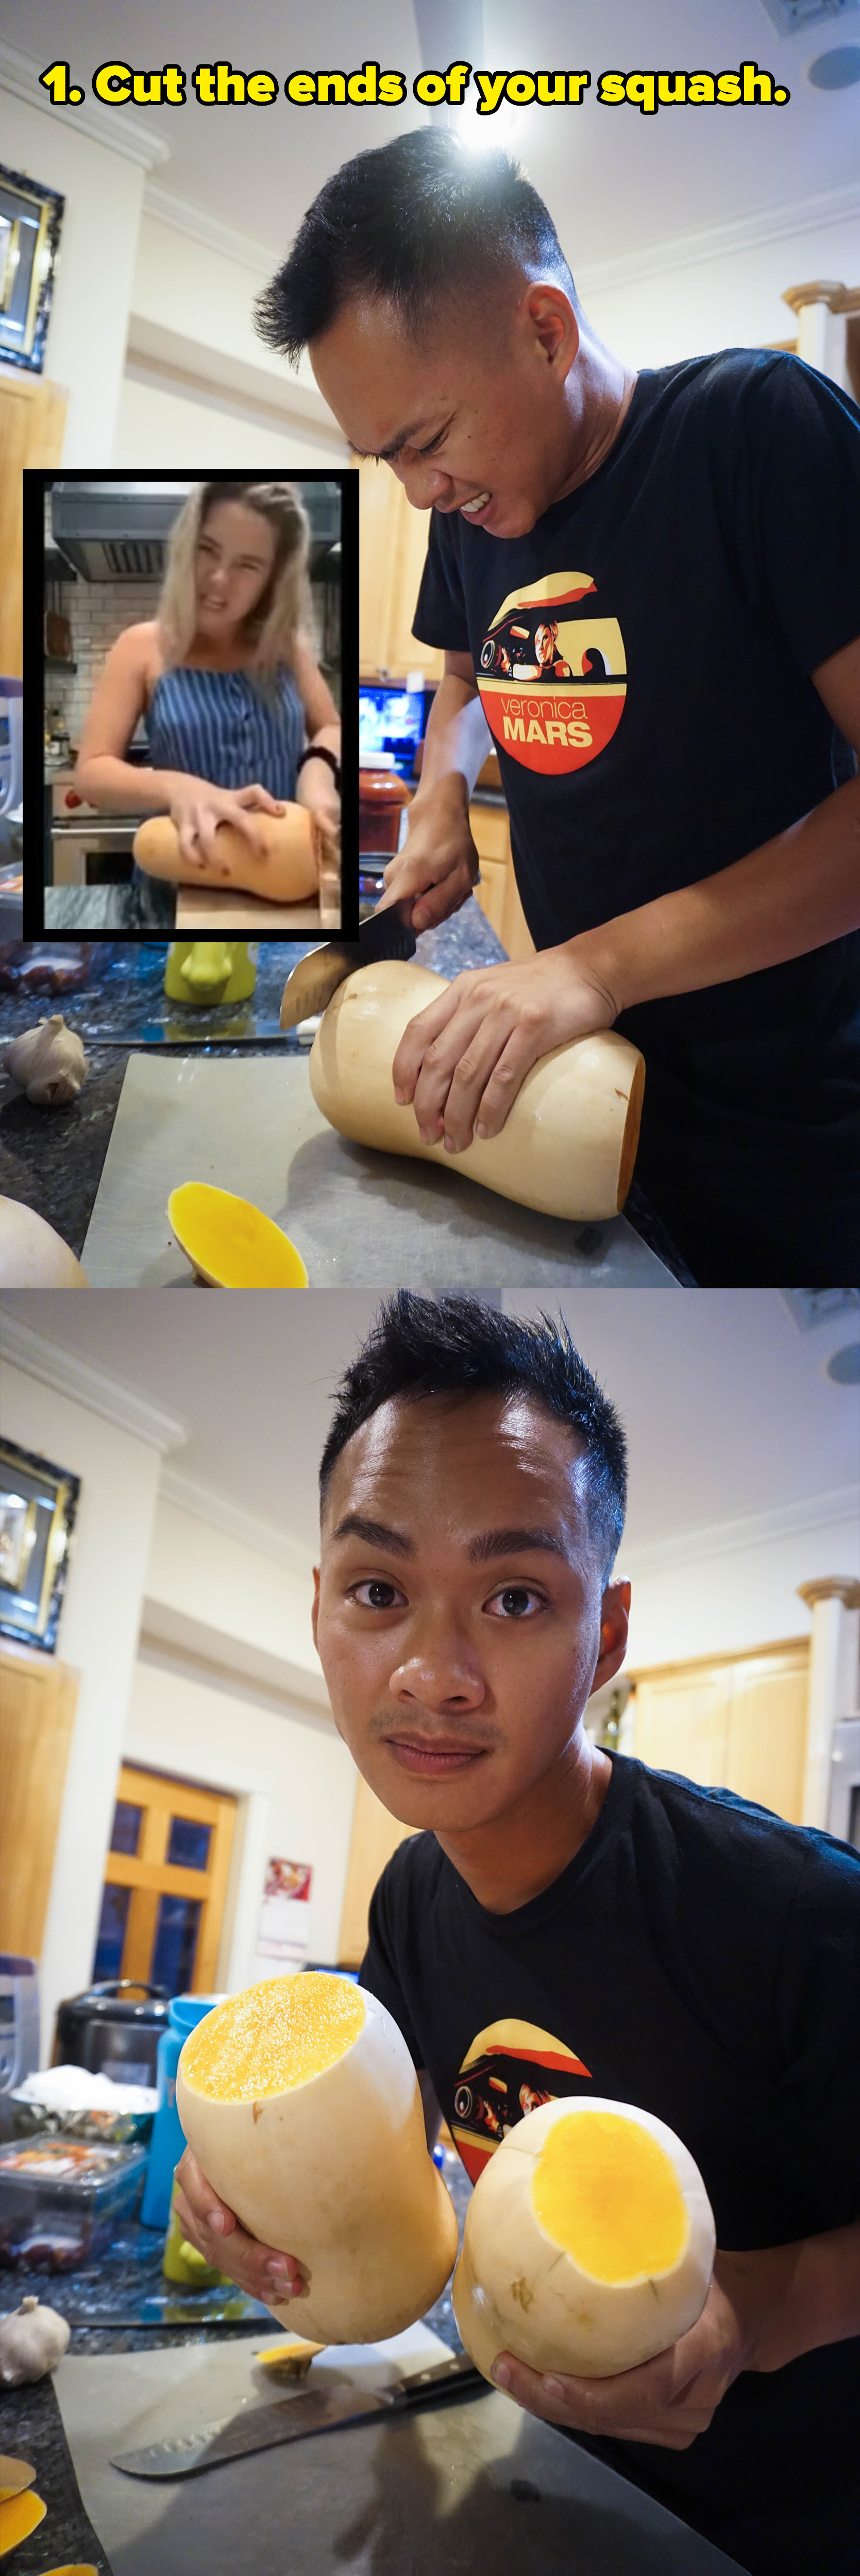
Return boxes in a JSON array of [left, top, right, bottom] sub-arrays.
[[360, 685, 426, 779]]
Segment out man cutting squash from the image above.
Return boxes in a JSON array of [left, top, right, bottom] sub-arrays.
[[255, 128, 860, 1286], [177, 1293, 860, 2576]]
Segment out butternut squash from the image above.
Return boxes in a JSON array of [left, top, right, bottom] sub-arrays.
[[176, 1974, 458, 2345], [134, 805, 320, 900], [309, 961, 644, 1223], [452, 2097, 715, 2384], [167, 1183, 308, 1288]]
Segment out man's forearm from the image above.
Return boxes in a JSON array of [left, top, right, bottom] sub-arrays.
[[725, 2218, 860, 2374], [411, 673, 491, 812], [576, 772, 860, 1013]]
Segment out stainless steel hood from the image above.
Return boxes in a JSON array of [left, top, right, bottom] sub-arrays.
[[50, 482, 342, 581]]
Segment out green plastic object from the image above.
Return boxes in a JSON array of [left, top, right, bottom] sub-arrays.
[[164, 941, 259, 1005], [162, 2178, 231, 2288]]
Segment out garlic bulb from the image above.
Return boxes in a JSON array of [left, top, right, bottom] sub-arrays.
[[3, 1015, 88, 1106], [0, 2295, 70, 2385]]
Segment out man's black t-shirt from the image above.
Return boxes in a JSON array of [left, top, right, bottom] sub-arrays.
[[412, 351, 860, 1284], [360, 1754, 860, 2575]]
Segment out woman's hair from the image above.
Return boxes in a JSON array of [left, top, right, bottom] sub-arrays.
[[157, 481, 312, 680]]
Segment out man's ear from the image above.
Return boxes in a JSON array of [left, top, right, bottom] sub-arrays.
[[311, 1565, 321, 1649], [593, 1578, 631, 1691]]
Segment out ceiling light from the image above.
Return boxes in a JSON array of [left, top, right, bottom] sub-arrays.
[[824, 1341, 860, 1383], [781, 1287, 860, 1331], [807, 40, 860, 75], [759, 0, 858, 33]]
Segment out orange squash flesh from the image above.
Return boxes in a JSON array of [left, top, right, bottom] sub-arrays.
[[167, 1183, 308, 1288], [0, 2489, 47, 2554]]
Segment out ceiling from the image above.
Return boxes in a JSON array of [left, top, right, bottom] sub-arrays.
[[6, 0, 858, 276], [3, 1289, 857, 1570]]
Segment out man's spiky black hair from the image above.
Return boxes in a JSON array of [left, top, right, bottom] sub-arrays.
[[319, 1292, 626, 1583], [255, 127, 572, 365]]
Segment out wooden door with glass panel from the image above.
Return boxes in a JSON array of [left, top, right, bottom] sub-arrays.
[[92, 1765, 236, 1995]]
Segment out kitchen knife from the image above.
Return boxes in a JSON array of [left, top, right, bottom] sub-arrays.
[[111, 2349, 482, 2478], [278, 898, 417, 1031]]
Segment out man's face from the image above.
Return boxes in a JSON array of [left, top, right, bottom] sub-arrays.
[[310, 284, 583, 539], [312, 1391, 629, 1833]]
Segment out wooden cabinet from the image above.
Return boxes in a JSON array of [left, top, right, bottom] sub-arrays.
[[0, 372, 67, 677], [469, 799, 535, 962], [631, 1638, 810, 1824], [359, 457, 444, 681], [338, 1771, 418, 1967], [0, 1643, 79, 1957]]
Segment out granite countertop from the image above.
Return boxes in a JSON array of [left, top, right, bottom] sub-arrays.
[[0, 2149, 472, 2573], [0, 912, 692, 1279], [0, 913, 508, 1263]]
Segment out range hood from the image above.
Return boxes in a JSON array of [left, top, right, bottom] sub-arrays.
[[50, 482, 342, 581]]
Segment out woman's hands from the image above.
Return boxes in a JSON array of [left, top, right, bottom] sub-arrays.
[[174, 2146, 309, 2305], [391, 945, 621, 1154], [168, 781, 287, 874]]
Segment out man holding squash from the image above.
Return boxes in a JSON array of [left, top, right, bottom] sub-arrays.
[[255, 127, 860, 1287], [176, 1293, 860, 2576]]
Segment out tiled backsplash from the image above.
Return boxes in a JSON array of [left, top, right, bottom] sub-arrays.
[[45, 575, 161, 750]]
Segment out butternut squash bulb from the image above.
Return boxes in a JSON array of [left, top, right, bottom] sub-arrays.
[[452, 2097, 715, 2383], [0, 1196, 88, 1288], [176, 1975, 459, 2345], [134, 807, 320, 900], [167, 1183, 308, 1288], [309, 962, 644, 1223]]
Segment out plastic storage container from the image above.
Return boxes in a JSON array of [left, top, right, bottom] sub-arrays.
[[140, 1994, 223, 2231], [0, 2133, 147, 2269]]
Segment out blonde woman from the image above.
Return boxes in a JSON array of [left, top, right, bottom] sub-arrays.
[[73, 480, 341, 928]]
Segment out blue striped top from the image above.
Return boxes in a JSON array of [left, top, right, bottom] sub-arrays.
[[147, 663, 305, 798]]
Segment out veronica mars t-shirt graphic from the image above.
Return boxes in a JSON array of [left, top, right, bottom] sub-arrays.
[[477, 568, 627, 775], [451, 2017, 592, 2183]]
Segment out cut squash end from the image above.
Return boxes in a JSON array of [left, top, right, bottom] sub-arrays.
[[167, 1183, 308, 1289], [0, 2489, 47, 2555], [180, 1973, 365, 2103], [531, 2109, 688, 2284]]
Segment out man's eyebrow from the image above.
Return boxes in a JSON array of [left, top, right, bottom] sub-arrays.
[[468, 1527, 568, 1564], [353, 419, 434, 463], [330, 1512, 414, 1556]]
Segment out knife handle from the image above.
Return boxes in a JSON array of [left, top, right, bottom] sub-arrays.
[[395, 2351, 482, 2410]]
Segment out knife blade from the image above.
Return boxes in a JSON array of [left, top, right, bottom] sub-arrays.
[[111, 2349, 481, 2478], [278, 899, 417, 1031]]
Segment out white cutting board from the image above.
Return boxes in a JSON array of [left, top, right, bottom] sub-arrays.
[[80, 1055, 678, 1289]]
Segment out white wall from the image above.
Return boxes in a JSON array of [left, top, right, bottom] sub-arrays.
[[581, 209, 860, 372], [1, 1362, 163, 2061], [114, 370, 348, 468], [622, 1506, 860, 1675], [143, 1498, 325, 1702], [125, 1648, 358, 1979], [0, 96, 145, 461]]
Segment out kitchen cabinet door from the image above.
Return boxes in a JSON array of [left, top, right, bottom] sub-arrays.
[[724, 1647, 810, 1825], [469, 801, 536, 961], [0, 373, 67, 678], [0, 1642, 79, 1957], [632, 1671, 732, 1790], [631, 1638, 810, 1823], [338, 1770, 417, 1967], [358, 457, 444, 681]]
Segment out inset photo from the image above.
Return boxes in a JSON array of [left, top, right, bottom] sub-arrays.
[[30, 469, 351, 935]]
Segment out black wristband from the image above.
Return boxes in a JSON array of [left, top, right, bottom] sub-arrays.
[[296, 744, 341, 793]]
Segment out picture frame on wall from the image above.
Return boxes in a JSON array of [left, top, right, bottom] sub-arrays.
[[0, 162, 65, 374], [0, 1437, 79, 1652]]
